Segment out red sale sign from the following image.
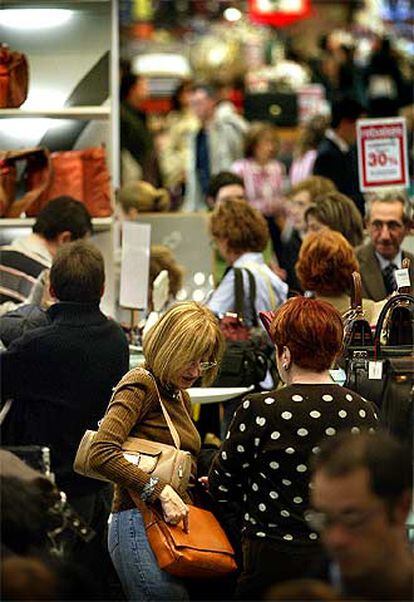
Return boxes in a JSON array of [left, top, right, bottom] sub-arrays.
[[357, 117, 409, 191]]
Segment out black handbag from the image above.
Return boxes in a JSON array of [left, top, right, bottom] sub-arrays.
[[244, 92, 298, 127], [213, 268, 268, 388]]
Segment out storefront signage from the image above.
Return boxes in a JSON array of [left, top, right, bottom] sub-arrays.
[[357, 117, 409, 191], [249, 0, 311, 27]]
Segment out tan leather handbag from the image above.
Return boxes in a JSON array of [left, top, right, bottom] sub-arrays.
[[136, 501, 237, 579], [73, 371, 192, 495]]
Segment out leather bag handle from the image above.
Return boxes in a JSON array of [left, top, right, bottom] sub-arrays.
[[373, 292, 414, 355], [350, 271, 363, 310], [233, 267, 258, 326]]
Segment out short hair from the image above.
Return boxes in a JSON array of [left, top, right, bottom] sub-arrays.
[[245, 122, 279, 158], [33, 197, 92, 242], [50, 240, 105, 303], [305, 191, 364, 246], [312, 431, 412, 508], [143, 302, 224, 386], [171, 80, 192, 112], [296, 230, 359, 295], [331, 96, 364, 129], [207, 172, 244, 200], [120, 72, 143, 102], [149, 245, 184, 298], [191, 83, 217, 99], [296, 114, 329, 156], [118, 181, 170, 213], [209, 198, 269, 254], [289, 176, 337, 203], [365, 190, 411, 225], [269, 296, 343, 371]]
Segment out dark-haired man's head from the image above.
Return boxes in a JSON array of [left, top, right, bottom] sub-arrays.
[[310, 432, 412, 592], [32, 196, 92, 256], [120, 73, 149, 109], [50, 241, 105, 304], [206, 171, 245, 208], [331, 96, 365, 145], [190, 84, 217, 124]]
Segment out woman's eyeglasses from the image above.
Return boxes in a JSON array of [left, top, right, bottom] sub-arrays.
[[189, 360, 217, 373]]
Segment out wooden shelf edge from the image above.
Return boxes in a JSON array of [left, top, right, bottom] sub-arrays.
[[0, 216, 114, 231], [0, 106, 110, 119]]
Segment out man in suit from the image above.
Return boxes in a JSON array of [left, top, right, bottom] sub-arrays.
[[356, 191, 414, 301], [313, 96, 365, 215]]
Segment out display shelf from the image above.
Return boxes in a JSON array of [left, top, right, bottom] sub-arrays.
[[0, 216, 113, 232], [0, 106, 110, 120]]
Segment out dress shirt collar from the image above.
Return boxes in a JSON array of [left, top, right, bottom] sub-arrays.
[[375, 250, 402, 270], [325, 129, 349, 153], [12, 234, 52, 266], [233, 252, 265, 267]]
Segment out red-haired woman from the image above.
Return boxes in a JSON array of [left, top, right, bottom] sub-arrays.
[[208, 297, 377, 599]]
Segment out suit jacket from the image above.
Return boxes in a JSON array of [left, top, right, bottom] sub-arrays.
[[313, 137, 365, 216], [356, 242, 414, 301]]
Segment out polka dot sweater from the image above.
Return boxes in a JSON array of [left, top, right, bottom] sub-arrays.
[[208, 384, 377, 546]]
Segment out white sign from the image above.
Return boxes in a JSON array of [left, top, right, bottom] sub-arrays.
[[298, 84, 326, 123], [120, 222, 151, 310], [357, 117, 409, 191]]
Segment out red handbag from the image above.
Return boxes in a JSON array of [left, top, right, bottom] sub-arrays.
[[26, 147, 113, 217], [0, 45, 29, 109]]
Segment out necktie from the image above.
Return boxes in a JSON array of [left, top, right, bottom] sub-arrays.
[[382, 263, 397, 295], [195, 128, 210, 196]]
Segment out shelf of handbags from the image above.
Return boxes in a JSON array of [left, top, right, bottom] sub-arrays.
[[0, 217, 113, 231], [0, 106, 110, 120]]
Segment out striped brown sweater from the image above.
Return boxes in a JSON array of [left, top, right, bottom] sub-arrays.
[[89, 367, 201, 512]]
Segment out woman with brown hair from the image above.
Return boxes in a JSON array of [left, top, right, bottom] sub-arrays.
[[296, 230, 383, 322], [305, 191, 364, 247], [208, 296, 377, 599], [231, 122, 286, 258], [89, 302, 224, 601]]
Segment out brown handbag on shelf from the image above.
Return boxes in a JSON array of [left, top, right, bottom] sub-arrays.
[[26, 147, 112, 217], [73, 369, 192, 495], [0, 45, 29, 109], [0, 148, 51, 217], [134, 501, 237, 579]]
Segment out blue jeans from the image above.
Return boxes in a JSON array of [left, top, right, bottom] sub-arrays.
[[108, 508, 189, 601]]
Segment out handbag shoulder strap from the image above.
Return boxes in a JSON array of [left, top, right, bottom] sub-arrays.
[[244, 261, 278, 311], [233, 267, 258, 326]]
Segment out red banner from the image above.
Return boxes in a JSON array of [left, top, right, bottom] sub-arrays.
[[249, 0, 311, 27]]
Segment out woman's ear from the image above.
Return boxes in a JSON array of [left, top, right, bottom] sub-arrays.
[[282, 346, 292, 367]]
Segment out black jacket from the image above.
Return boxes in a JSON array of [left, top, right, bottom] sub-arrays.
[[313, 137, 365, 216], [1, 302, 129, 498]]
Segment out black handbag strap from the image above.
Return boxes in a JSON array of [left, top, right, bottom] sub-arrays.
[[373, 292, 414, 355], [233, 267, 258, 327]]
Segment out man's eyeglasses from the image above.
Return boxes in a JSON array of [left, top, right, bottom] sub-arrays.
[[305, 507, 382, 533], [189, 360, 217, 373], [370, 220, 404, 232]]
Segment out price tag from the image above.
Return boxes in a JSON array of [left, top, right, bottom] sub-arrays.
[[357, 117, 409, 191], [368, 361, 383, 380], [395, 268, 411, 289]]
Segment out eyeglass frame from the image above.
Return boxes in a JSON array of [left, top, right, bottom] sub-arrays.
[[304, 505, 384, 533], [188, 360, 217, 373]]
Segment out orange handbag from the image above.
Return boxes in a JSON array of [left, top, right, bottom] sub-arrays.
[[0, 45, 29, 109], [135, 500, 237, 579], [26, 147, 112, 217]]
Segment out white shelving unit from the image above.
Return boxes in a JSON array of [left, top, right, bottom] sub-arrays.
[[0, 0, 119, 314]]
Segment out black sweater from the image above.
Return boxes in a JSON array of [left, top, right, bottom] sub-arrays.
[[1, 302, 129, 498]]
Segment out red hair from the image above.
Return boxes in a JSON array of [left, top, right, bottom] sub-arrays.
[[270, 297, 343, 372]]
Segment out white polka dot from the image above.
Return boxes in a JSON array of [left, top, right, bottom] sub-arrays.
[[254, 438, 260, 447], [237, 445, 245, 453], [297, 428, 308, 437], [270, 461, 279, 469], [359, 409, 366, 418], [259, 472, 267, 480], [256, 416, 266, 427], [322, 394, 333, 402], [281, 510, 290, 517], [338, 410, 347, 418], [242, 463, 250, 468], [283, 534, 293, 541], [225, 431, 230, 439], [221, 451, 227, 460], [351, 426, 360, 434], [281, 411, 293, 420], [250, 517, 256, 525], [369, 427, 375, 434], [374, 412, 378, 420], [271, 431, 280, 440], [243, 494, 247, 502], [296, 464, 308, 473], [252, 483, 258, 491], [292, 394, 303, 402], [264, 397, 275, 405], [310, 410, 321, 419], [256, 531, 266, 538], [239, 423, 246, 432], [269, 491, 278, 499], [268, 523, 277, 528], [345, 393, 353, 401], [243, 400, 250, 409], [282, 479, 292, 486], [244, 513, 249, 520], [325, 427, 336, 436], [309, 532, 318, 540], [285, 447, 295, 454], [218, 485, 228, 492], [259, 503, 266, 512], [225, 472, 231, 477], [312, 446, 320, 455], [293, 496, 303, 504]]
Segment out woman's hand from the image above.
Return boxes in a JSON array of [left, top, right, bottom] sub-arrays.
[[159, 485, 189, 532]]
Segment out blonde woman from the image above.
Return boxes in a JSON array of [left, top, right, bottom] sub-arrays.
[[89, 302, 224, 601]]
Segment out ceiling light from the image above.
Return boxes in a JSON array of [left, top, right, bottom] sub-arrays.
[[0, 9, 73, 30], [224, 7, 242, 22]]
